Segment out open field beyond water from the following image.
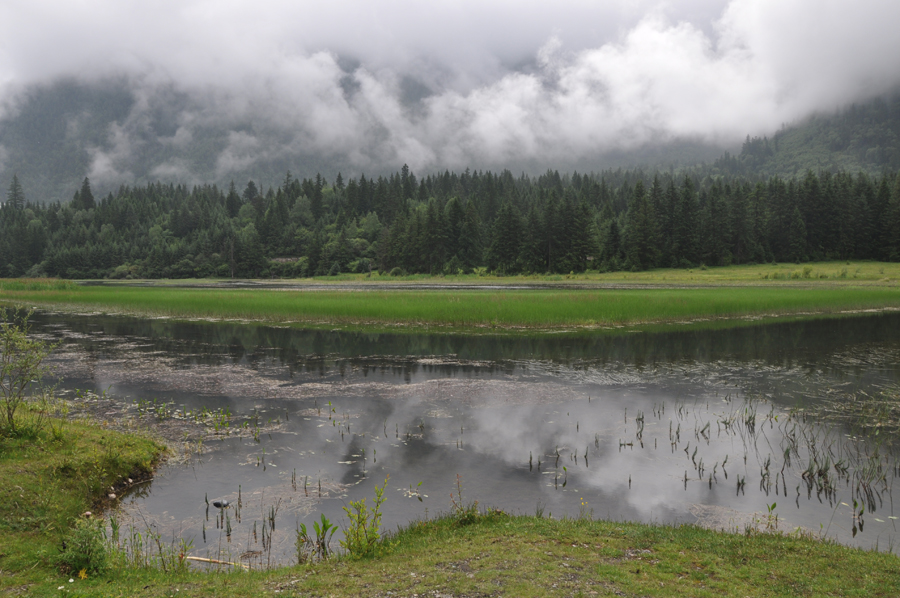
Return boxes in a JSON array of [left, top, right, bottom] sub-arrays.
[[2, 262, 900, 334]]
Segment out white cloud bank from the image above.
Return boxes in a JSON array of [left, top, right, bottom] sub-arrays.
[[0, 0, 898, 179]]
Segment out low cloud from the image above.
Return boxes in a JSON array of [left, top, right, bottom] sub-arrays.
[[1, 0, 899, 180]]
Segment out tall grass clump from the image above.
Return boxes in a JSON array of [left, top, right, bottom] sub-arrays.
[[0, 278, 77, 292], [55, 517, 109, 575]]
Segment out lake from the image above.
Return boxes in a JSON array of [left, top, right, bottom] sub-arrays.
[[31, 310, 900, 567]]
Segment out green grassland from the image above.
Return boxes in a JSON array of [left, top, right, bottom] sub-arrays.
[[327, 260, 900, 286], [0, 413, 163, 593], [1, 262, 900, 334]]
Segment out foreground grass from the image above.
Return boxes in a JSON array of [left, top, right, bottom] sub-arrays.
[[0, 414, 163, 593], [16, 509, 900, 597], [3, 414, 899, 597], [2, 277, 900, 335]]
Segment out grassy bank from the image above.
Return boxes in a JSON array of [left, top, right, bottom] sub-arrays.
[[10, 485, 900, 597], [313, 260, 900, 285], [0, 412, 163, 593], [2, 276, 900, 335]]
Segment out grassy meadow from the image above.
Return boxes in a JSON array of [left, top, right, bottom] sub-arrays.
[[0, 412, 163, 593], [1, 261, 899, 334], [320, 259, 900, 285]]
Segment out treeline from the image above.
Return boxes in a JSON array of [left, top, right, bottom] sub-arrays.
[[1, 166, 899, 279]]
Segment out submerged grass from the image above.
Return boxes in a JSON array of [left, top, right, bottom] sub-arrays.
[[806, 386, 900, 444], [2, 279, 900, 334]]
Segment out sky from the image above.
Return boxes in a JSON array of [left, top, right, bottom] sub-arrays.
[[1, 0, 899, 181]]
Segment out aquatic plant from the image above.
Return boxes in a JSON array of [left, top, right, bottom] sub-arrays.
[[341, 476, 389, 557], [296, 513, 337, 562]]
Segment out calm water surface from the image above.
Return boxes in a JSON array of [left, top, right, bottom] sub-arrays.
[[31, 311, 900, 565]]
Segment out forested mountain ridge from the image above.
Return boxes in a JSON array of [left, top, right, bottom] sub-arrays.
[[712, 94, 900, 178], [1, 166, 899, 280]]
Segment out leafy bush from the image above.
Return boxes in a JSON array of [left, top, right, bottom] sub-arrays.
[[56, 518, 108, 575], [341, 476, 388, 557], [0, 308, 58, 437]]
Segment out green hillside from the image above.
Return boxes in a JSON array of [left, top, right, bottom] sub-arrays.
[[713, 93, 900, 178]]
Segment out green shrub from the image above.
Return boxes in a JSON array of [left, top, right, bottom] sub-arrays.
[[0, 308, 58, 437], [341, 476, 388, 557], [56, 518, 108, 575]]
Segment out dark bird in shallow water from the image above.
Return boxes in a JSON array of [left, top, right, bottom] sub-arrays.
[[211, 499, 230, 509]]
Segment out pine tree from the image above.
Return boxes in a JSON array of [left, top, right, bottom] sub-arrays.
[[225, 181, 242, 218], [672, 177, 698, 266], [457, 200, 482, 271], [71, 177, 95, 211], [623, 181, 660, 270], [487, 202, 522, 273], [80, 177, 95, 210], [788, 206, 807, 262], [443, 197, 464, 262], [520, 206, 545, 273], [6, 174, 24, 210]]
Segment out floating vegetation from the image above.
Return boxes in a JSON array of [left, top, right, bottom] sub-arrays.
[[802, 386, 900, 443], [32, 310, 900, 566]]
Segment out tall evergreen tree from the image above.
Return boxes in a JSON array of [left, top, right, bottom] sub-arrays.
[[623, 181, 660, 270], [6, 174, 24, 210], [72, 177, 95, 210], [672, 177, 698, 266], [457, 200, 483, 271], [487, 202, 521, 273]]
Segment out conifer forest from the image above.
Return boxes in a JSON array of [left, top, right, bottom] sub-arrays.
[[1, 165, 899, 280]]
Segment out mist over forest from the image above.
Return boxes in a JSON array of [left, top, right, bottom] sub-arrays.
[[2, 0, 900, 279], [2, 0, 900, 202]]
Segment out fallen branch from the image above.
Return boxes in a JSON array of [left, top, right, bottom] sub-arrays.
[[184, 556, 248, 569]]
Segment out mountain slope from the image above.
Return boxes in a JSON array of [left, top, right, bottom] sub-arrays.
[[714, 93, 900, 178], [1, 79, 898, 204]]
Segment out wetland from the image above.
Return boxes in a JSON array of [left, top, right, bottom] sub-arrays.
[[30, 308, 900, 568]]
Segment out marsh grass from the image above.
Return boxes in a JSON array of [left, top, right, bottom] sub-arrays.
[[810, 386, 900, 441], [0, 278, 77, 292], [3, 281, 900, 335], [264, 260, 900, 285]]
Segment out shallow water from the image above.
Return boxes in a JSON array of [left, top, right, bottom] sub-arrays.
[[31, 311, 900, 566]]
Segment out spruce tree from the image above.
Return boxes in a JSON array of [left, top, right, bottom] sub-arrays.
[[78, 177, 95, 210], [6, 174, 24, 210]]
